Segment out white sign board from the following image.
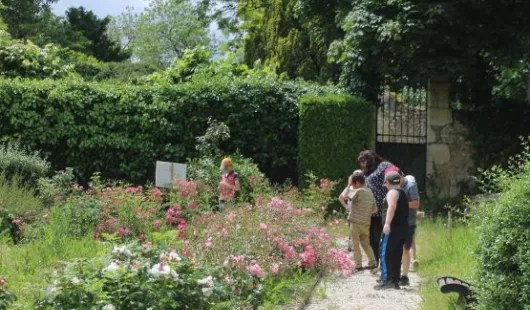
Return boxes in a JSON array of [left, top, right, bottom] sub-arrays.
[[155, 161, 187, 188]]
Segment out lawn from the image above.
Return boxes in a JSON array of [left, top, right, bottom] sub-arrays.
[[416, 220, 477, 310]]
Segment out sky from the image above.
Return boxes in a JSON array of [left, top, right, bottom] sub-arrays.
[[52, 0, 148, 17]]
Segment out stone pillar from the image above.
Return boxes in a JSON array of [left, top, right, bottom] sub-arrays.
[[426, 76, 475, 198]]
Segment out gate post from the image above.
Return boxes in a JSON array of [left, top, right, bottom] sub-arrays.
[[426, 76, 474, 198]]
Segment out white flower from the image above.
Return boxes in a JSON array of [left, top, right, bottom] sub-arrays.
[[170, 270, 179, 279], [102, 304, 116, 310], [112, 246, 132, 257], [201, 287, 213, 297], [149, 262, 171, 278], [168, 250, 182, 262], [197, 276, 214, 287], [103, 260, 121, 273], [71, 277, 81, 285]]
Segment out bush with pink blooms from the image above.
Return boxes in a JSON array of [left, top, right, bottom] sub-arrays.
[[3, 157, 353, 309]]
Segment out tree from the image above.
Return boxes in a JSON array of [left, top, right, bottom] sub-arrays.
[[0, 0, 58, 39], [29, 10, 91, 51], [331, 0, 530, 102], [65, 7, 130, 62], [110, 0, 211, 68], [204, 0, 349, 84]]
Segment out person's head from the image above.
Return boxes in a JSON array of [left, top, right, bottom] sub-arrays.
[[221, 157, 233, 173], [357, 150, 383, 175], [383, 171, 402, 190], [350, 170, 365, 189]]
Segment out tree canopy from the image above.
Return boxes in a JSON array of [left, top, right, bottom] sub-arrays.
[[109, 0, 211, 68]]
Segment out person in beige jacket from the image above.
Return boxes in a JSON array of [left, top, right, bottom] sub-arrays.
[[342, 170, 378, 272]]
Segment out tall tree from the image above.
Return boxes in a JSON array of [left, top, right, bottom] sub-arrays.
[[203, 0, 349, 83], [0, 0, 58, 39], [110, 0, 211, 68], [331, 0, 530, 102], [66, 6, 129, 62]]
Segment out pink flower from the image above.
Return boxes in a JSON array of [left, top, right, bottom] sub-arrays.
[[118, 228, 131, 236], [189, 200, 198, 210], [225, 276, 234, 285], [326, 248, 354, 277], [176, 180, 198, 199], [270, 264, 280, 274], [225, 213, 236, 222], [300, 245, 316, 268], [247, 262, 265, 278], [259, 223, 268, 230], [0, 278, 5, 287], [320, 178, 330, 189], [205, 237, 213, 248], [183, 241, 192, 257], [153, 219, 161, 230], [151, 188, 164, 199]]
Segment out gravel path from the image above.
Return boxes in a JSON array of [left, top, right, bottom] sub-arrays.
[[303, 239, 422, 310]]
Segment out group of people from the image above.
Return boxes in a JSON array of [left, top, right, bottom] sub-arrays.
[[216, 152, 422, 290], [339, 150, 423, 290]]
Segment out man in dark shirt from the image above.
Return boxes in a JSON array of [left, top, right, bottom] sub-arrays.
[[374, 171, 409, 290]]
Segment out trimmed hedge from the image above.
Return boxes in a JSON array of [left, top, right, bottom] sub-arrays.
[[298, 94, 374, 186], [0, 77, 340, 184]]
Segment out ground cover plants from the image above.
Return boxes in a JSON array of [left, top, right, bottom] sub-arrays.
[[0, 150, 353, 309]]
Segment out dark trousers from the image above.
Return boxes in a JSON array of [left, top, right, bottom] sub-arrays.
[[370, 216, 383, 264], [380, 225, 407, 284]]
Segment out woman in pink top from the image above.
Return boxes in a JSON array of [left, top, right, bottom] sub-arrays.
[[218, 157, 240, 211]]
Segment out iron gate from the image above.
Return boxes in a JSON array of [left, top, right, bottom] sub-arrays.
[[376, 86, 428, 192]]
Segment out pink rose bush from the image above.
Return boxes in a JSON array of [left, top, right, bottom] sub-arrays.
[[19, 166, 351, 309]]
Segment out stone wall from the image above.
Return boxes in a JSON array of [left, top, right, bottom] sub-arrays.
[[426, 76, 475, 198]]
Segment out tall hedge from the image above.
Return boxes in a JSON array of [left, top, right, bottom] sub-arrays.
[[0, 78, 339, 184], [298, 94, 374, 186]]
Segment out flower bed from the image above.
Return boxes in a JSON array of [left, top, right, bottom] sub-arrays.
[[0, 170, 352, 309]]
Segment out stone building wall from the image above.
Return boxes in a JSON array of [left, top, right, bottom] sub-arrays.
[[426, 76, 475, 198]]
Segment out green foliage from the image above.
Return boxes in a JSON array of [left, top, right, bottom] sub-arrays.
[[0, 0, 58, 39], [0, 76, 340, 184], [187, 154, 269, 206], [94, 62, 158, 83], [211, 0, 348, 83], [65, 7, 130, 62], [455, 102, 530, 169], [0, 144, 49, 187], [110, 0, 211, 68], [0, 174, 43, 215], [0, 39, 103, 80], [416, 221, 477, 310], [298, 93, 374, 186], [474, 139, 530, 309], [332, 0, 530, 102]]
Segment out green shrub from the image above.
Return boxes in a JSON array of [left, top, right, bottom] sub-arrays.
[[187, 154, 269, 207], [475, 140, 530, 309], [0, 144, 49, 186], [298, 93, 374, 186], [0, 77, 340, 184]]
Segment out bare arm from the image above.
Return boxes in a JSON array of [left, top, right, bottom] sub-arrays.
[[384, 190, 399, 227], [372, 203, 377, 214], [409, 199, 420, 209], [338, 186, 349, 209]]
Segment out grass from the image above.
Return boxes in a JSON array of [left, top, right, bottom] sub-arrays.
[[416, 219, 477, 310], [0, 208, 109, 309], [0, 174, 42, 214]]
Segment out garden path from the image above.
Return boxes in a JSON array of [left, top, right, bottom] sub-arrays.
[[303, 238, 422, 310]]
